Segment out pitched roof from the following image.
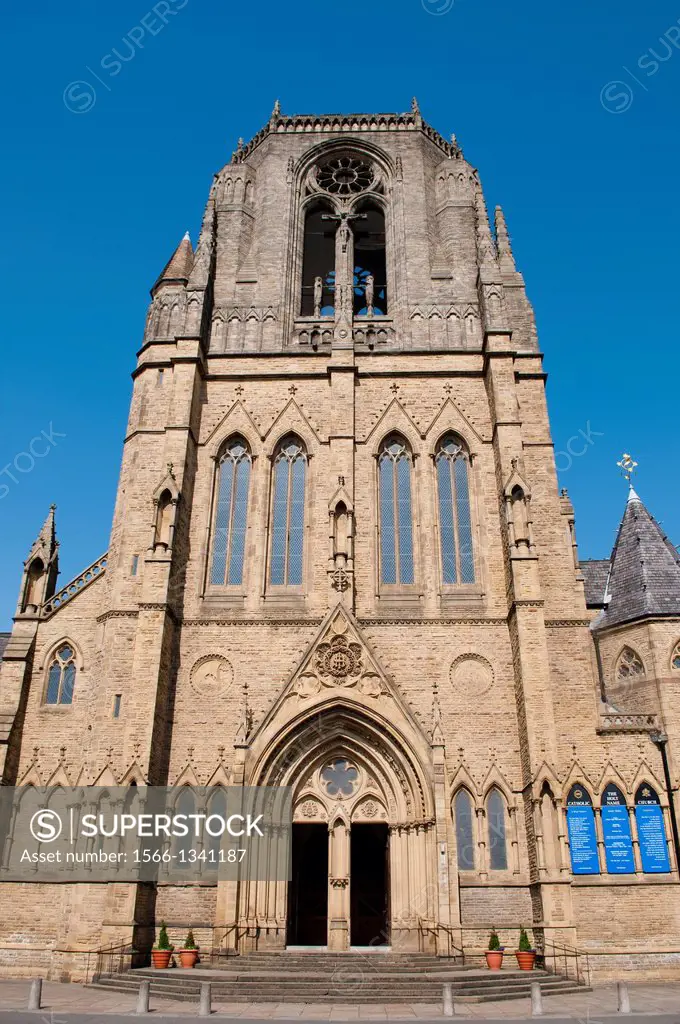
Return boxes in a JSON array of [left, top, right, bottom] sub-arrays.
[[152, 232, 193, 291], [581, 559, 610, 608], [595, 487, 680, 630]]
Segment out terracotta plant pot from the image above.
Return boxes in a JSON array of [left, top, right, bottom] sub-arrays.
[[179, 949, 199, 969], [515, 950, 536, 970], [151, 949, 172, 969], [485, 950, 504, 970]]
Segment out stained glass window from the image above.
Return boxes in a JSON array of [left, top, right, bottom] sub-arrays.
[[45, 645, 76, 705], [671, 641, 680, 671], [436, 436, 475, 584], [487, 789, 508, 870], [379, 437, 414, 585], [454, 789, 475, 870], [270, 437, 306, 586], [210, 438, 252, 587]]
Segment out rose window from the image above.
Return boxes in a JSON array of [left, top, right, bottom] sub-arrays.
[[317, 157, 374, 196]]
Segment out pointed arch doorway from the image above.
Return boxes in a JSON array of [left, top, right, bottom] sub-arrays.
[[250, 704, 436, 951]]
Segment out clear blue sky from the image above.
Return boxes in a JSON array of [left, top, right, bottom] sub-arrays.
[[1, 0, 679, 627]]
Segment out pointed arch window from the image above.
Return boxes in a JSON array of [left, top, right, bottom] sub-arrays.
[[45, 644, 76, 705], [378, 436, 415, 585], [353, 201, 387, 315], [487, 788, 508, 870], [671, 641, 680, 671], [300, 201, 336, 316], [435, 436, 475, 584], [210, 438, 252, 587], [454, 789, 476, 870], [270, 437, 306, 586], [616, 646, 645, 680]]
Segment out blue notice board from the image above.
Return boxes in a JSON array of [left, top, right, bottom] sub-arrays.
[[636, 805, 671, 873], [567, 805, 600, 874], [601, 805, 635, 873]]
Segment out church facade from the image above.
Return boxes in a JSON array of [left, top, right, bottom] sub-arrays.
[[1, 104, 680, 982]]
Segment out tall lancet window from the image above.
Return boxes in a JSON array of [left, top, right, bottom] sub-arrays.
[[378, 436, 415, 585], [435, 435, 475, 584], [300, 202, 336, 316], [270, 436, 306, 586], [210, 438, 252, 586], [353, 202, 387, 315]]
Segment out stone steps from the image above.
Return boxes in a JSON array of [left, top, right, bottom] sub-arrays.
[[90, 954, 590, 1004]]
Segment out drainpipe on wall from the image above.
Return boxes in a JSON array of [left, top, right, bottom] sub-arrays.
[[650, 731, 680, 874]]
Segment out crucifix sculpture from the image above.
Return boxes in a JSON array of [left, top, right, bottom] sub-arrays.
[[321, 210, 367, 331]]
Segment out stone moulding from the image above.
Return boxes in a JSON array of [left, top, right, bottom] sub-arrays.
[[42, 553, 108, 617], [597, 713, 660, 733]]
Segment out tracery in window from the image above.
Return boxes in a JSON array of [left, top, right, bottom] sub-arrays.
[[435, 436, 475, 584], [270, 436, 306, 586], [487, 788, 508, 870], [46, 644, 76, 705], [378, 436, 415, 586], [454, 789, 475, 870], [321, 759, 359, 798], [210, 437, 252, 587], [316, 156, 374, 196], [616, 646, 645, 680], [671, 641, 680, 671]]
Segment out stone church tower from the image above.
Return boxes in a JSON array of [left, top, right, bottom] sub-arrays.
[[1, 104, 679, 982]]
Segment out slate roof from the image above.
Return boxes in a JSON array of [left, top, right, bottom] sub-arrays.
[[581, 559, 610, 608], [594, 487, 680, 630], [0, 633, 10, 661]]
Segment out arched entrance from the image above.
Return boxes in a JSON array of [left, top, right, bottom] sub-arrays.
[[242, 703, 436, 951]]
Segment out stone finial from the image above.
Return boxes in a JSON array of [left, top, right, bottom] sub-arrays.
[[494, 206, 516, 271], [411, 96, 420, 114], [271, 99, 281, 120]]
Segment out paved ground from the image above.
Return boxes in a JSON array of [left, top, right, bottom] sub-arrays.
[[0, 979, 680, 1020]]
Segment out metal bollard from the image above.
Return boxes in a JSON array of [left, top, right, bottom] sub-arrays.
[[442, 982, 454, 1017], [27, 978, 42, 1011], [199, 981, 212, 1017], [136, 979, 150, 1015], [531, 981, 543, 1017], [617, 981, 631, 1014]]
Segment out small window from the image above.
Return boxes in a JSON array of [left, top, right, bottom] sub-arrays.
[[671, 641, 680, 672], [454, 789, 475, 870], [45, 645, 76, 706], [487, 789, 508, 870], [157, 368, 164, 387], [113, 694, 122, 719], [131, 555, 139, 577], [616, 647, 645, 680]]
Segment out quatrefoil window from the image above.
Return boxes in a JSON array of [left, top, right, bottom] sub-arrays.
[[321, 759, 359, 797], [317, 157, 374, 196]]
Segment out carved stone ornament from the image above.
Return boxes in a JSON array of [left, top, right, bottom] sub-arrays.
[[330, 567, 351, 592], [315, 635, 362, 680], [449, 654, 494, 698], [190, 655, 234, 697]]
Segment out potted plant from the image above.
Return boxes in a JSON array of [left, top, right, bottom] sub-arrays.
[[151, 922, 174, 969], [179, 929, 199, 969], [485, 927, 504, 970], [515, 926, 536, 970]]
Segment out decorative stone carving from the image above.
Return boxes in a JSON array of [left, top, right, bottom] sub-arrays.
[[315, 635, 362, 681], [190, 655, 234, 697], [449, 654, 494, 698]]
